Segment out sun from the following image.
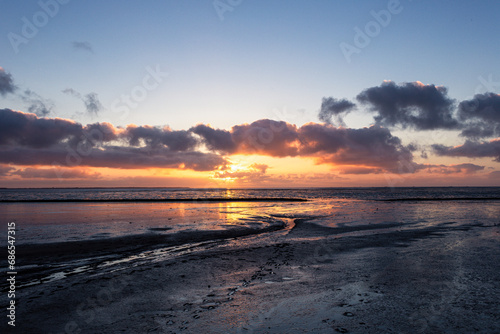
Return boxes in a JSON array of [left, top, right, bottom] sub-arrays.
[[210, 160, 252, 184]]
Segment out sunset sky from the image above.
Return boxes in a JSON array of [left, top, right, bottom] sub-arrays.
[[1, 0, 500, 188]]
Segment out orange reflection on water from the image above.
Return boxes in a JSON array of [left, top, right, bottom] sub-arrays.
[[217, 201, 252, 226]]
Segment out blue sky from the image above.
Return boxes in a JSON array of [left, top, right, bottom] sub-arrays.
[[2, 0, 499, 128], [1, 0, 500, 187]]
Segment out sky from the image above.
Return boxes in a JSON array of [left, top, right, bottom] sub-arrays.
[[1, 0, 500, 188]]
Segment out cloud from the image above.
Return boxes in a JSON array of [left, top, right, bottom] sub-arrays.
[[72, 41, 94, 53], [298, 124, 417, 173], [0, 108, 83, 148], [0, 68, 54, 116], [1, 108, 491, 177], [357, 81, 458, 130], [488, 171, 500, 179], [195, 119, 417, 173], [63, 88, 103, 116], [18, 89, 54, 116], [0, 108, 227, 172], [190, 124, 237, 153], [124, 125, 198, 151], [194, 119, 300, 156], [231, 119, 300, 157], [432, 139, 500, 162], [0, 164, 15, 176], [11, 167, 101, 179], [0, 145, 227, 172], [0, 67, 16, 96], [83, 92, 102, 115], [62, 88, 79, 97], [338, 167, 384, 174], [458, 93, 500, 139], [318, 97, 356, 126], [419, 163, 485, 174]]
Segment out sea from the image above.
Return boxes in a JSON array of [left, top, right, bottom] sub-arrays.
[[1, 187, 499, 289], [1, 187, 500, 245]]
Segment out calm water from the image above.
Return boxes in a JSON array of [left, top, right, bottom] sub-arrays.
[[1, 187, 499, 289], [1, 187, 499, 246], [1, 186, 500, 201]]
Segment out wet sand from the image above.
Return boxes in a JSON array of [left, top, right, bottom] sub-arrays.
[[4, 211, 500, 333]]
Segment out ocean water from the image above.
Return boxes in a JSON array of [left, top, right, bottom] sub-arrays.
[[1, 187, 499, 245], [1, 187, 499, 290], [1, 186, 500, 201]]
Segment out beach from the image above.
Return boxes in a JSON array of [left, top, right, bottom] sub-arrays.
[[1, 188, 500, 333]]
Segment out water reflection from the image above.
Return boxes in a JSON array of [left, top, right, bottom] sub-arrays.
[[2, 198, 499, 247]]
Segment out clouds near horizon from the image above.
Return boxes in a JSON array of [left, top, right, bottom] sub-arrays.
[[433, 139, 500, 162], [1, 77, 499, 184]]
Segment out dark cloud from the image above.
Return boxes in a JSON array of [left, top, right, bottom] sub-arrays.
[[357, 81, 458, 130], [2, 108, 489, 177], [124, 125, 198, 151], [298, 124, 417, 173], [0, 109, 226, 172], [0, 67, 16, 96], [0, 108, 83, 148], [0, 145, 227, 172], [318, 97, 356, 126], [194, 119, 417, 173], [458, 93, 500, 139], [194, 119, 299, 156], [433, 139, 500, 162], [190, 124, 237, 153], [84, 122, 120, 144], [63, 88, 103, 116], [72, 41, 94, 53], [230, 119, 300, 157]]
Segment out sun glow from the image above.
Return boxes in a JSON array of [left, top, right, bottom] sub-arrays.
[[211, 162, 248, 183]]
